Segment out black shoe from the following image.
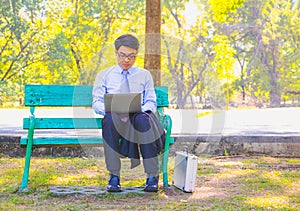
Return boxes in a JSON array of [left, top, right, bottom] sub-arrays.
[[106, 174, 121, 192], [144, 176, 159, 192]]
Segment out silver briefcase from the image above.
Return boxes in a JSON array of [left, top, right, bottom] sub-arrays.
[[173, 151, 198, 192]]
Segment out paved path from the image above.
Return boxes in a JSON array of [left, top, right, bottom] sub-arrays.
[[167, 107, 300, 136], [0, 107, 300, 137]]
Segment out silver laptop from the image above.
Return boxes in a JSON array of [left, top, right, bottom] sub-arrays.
[[104, 93, 142, 114]]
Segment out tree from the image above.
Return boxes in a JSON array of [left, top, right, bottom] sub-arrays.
[[211, 0, 300, 107], [0, 0, 146, 105], [144, 0, 161, 86], [43, 0, 145, 85], [0, 0, 44, 82], [161, 0, 215, 108], [0, 0, 48, 104], [2, 0, 300, 108]]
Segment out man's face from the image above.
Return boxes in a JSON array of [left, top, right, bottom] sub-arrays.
[[116, 46, 137, 70]]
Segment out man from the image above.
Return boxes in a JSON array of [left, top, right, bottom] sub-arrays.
[[92, 34, 165, 192]]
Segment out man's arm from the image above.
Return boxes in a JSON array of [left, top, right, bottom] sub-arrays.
[[142, 71, 157, 113], [92, 71, 106, 116]]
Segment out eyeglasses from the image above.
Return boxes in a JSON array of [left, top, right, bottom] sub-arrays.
[[117, 52, 137, 60]]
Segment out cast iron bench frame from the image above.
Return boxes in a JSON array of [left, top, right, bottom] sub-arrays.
[[19, 84, 173, 191]]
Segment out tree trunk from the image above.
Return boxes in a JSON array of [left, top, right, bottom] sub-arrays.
[[144, 0, 161, 86], [269, 68, 281, 107], [269, 41, 281, 107], [270, 90, 280, 107], [176, 79, 184, 108]]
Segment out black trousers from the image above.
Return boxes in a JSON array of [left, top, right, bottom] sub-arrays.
[[102, 112, 162, 176]]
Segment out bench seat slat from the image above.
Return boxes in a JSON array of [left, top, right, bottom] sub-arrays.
[[23, 118, 102, 129], [20, 136, 103, 147]]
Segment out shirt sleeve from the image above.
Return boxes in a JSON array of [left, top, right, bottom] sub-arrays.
[[92, 71, 106, 116], [142, 71, 157, 113]]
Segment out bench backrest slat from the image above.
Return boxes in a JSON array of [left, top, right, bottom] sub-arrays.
[[23, 118, 102, 129], [24, 85, 92, 106], [154, 86, 169, 107], [24, 85, 169, 107]]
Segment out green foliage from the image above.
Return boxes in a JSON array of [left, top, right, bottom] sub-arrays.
[[0, 0, 146, 105], [209, 0, 245, 22], [0, 0, 300, 107], [209, 0, 300, 107]]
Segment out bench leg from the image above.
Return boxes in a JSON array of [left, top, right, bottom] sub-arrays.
[[19, 139, 33, 191], [162, 138, 170, 187]]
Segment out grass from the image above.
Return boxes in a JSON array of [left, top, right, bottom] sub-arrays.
[[0, 155, 299, 210]]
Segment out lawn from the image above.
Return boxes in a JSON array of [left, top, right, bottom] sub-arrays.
[[0, 155, 299, 210]]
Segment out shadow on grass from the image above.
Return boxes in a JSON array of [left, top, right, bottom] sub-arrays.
[[0, 156, 299, 210]]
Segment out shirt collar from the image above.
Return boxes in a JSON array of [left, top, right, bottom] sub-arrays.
[[116, 64, 134, 74]]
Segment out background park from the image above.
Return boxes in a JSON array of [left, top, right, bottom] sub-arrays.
[[0, 0, 300, 210]]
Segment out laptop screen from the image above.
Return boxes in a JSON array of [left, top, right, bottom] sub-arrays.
[[104, 93, 142, 114]]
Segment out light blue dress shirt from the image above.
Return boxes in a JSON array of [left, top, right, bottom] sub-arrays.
[[92, 64, 157, 115]]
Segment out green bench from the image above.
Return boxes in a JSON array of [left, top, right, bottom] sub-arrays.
[[19, 84, 173, 191]]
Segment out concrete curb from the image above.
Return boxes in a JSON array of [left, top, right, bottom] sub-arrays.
[[173, 134, 300, 143], [1, 134, 300, 157], [171, 135, 300, 157]]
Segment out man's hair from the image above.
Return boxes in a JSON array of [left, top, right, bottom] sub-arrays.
[[114, 34, 139, 51]]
